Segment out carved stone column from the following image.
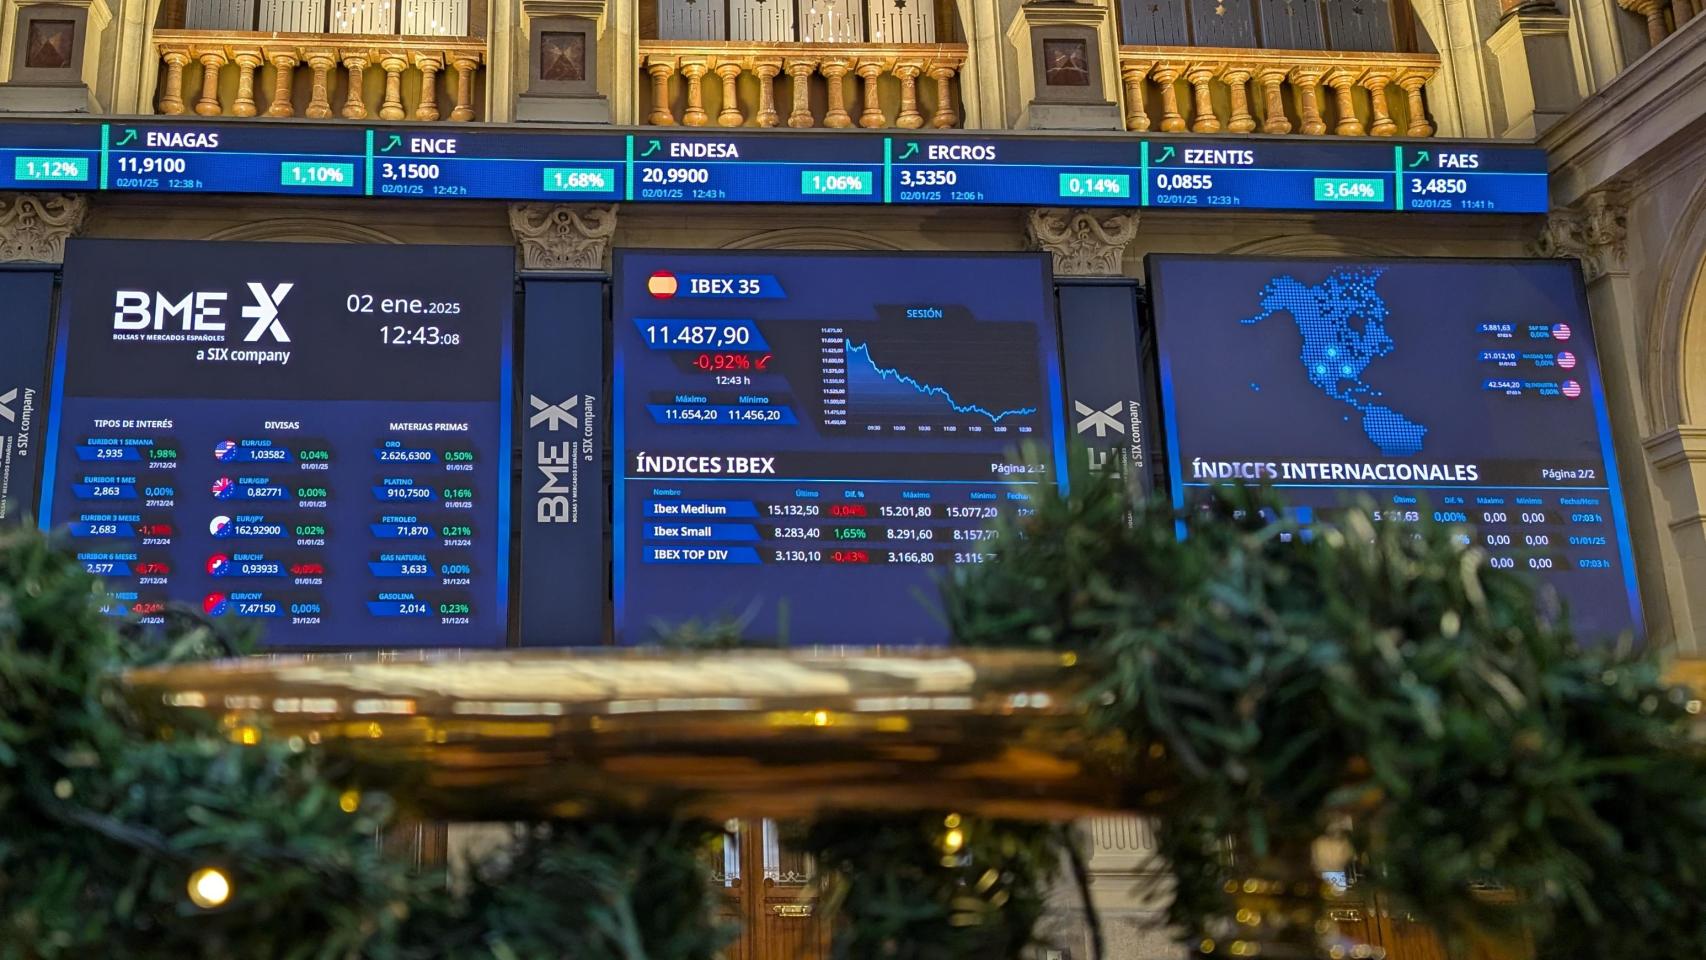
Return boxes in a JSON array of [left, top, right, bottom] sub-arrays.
[[509, 203, 618, 272], [1024, 207, 1139, 278], [0, 193, 89, 264], [1529, 188, 1628, 283]]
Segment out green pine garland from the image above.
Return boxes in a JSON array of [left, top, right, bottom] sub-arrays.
[[943, 456, 1706, 957], [0, 527, 731, 960], [7, 449, 1706, 959]]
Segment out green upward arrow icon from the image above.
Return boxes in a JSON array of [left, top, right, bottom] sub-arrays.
[[1155, 145, 1175, 163], [1408, 149, 1430, 168], [640, 139, 662, 158], [897, 142, 919, 160], [115, 128, 137, 147], [381, 134, 402, 153]]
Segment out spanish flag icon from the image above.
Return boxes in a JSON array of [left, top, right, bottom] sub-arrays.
[[647, 271, 679, 298]]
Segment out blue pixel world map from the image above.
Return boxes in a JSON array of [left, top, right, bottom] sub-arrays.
[[1149, 255, 1645, 642], [1243, 269, 1428, 457]]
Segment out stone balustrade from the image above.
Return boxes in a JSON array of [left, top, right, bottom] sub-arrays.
[[154, 30, 485, 121], [639, 42, 967, 128], [1117, 46, 1440, 137], [1619, 0, 1702, 49]]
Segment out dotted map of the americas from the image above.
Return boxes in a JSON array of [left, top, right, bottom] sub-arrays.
[[1241, 268, 1428, 457]]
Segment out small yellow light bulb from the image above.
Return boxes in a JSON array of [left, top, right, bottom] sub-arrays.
[[942, 828, 964, 853], [187, 867, 232, 909], [338, 790, 361, 813]]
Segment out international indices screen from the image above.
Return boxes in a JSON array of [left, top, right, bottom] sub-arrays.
[[612, 251, 1068, 644], [1149, 256, 1643, 640]]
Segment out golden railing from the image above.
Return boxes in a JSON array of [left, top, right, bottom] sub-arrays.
[[639, 41, 968, 129], [153, 30, 486, 121], [1619, 0, 1702, 49], [1117, 46, 1439, 137]]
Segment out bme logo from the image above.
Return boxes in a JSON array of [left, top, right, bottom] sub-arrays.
[[113, 283, 294, 342]]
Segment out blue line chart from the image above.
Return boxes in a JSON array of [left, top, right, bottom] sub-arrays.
[[846, 340, 1038, 425]]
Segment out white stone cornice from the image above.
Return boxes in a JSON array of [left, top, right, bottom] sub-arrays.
[[1024, 207, 1139, 278], [509, 203, 617, 272], [1644, 426, 1706, 470], [1530, 187, 1628, 282], [1541, 10, 1706, 206], [0, 192, 87, 263]]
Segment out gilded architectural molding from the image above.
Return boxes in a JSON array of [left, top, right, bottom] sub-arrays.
[[509, 203, 618, 271], [1530, 188, 1628, 282], [1025, 207, 1139, 278], [0, 192, 88, 263]]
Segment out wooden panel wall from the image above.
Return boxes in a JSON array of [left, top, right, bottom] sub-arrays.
[[867, 0, 934, 43], [184, 0, 256, 31], [400, 0, 466, 35], [256, 0, 324, 31], [657, 0, 727, 41], [1117, 0, 1399, 51]]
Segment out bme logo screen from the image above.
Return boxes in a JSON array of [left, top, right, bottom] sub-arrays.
[[42, 239, 516, 649]]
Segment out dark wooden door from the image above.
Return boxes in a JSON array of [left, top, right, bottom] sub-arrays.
[[713, 820, 830, 960]]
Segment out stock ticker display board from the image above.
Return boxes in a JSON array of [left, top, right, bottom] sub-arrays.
[[0, 121, 1550, 213], [611, 251, 1068, 644], [1149, 256, 1644, 640], [41, 240, 514, 648]]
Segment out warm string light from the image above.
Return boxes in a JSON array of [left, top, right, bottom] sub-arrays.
[[187, 866, 232, 909]]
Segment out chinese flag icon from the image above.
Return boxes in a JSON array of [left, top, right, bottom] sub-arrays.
[[648, 271, 678, 298]]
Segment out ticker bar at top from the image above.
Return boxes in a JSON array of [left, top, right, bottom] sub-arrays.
[[0, 118, 1548, 213]]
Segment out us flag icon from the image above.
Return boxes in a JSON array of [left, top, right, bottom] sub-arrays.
[[1562, 379, 1583, 398], [1557, 351, 1577, 370], [1551, 322, 1573, 341]]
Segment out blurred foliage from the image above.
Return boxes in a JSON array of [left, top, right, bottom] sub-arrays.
[[0, 526, 730, 960], [9, 444, 1706, 960], [943, 455, 1706, 958], [803, 814, 1069, 960]]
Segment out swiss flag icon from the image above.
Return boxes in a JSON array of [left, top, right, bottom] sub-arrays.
[[648, 271, 678, 298]]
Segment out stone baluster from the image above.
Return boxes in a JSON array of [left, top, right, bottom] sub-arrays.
[[158, 49, 190, 114], [1220, 65, 1255, 133], [304, 50, 336, 118], [379, 54, 408, 120], [1288, 67, 1326, 135], [1360, 71, 1396, 136], [231, 49, 261, 117], [1397, 72, 1432, 136], [821, 58, 853, 128], [1255, 67, 1290, 134], [856, 60, 886, 128], [1323, 68, 1364, 136], [1150, 64, 1185, 131], [413, 52, 443, 120], [1627, 0, 1668, 46], [1183, 64, 1218, 133], [784, 57, 817, 128], [1119, 60, 1152, 131], [264, 51, 297, 117], [194, 49, 227, 116], [450, 55, 479, 121], [928, 62, 957, 128], [753, 58, 782, 127], [646, 59, 676, 125], [340, 51, 369, 119], [893, 60, 924, 129], [1671, 0, 1692, 28], [679, 58, 708, 125], [715, 61, 744, 126]]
